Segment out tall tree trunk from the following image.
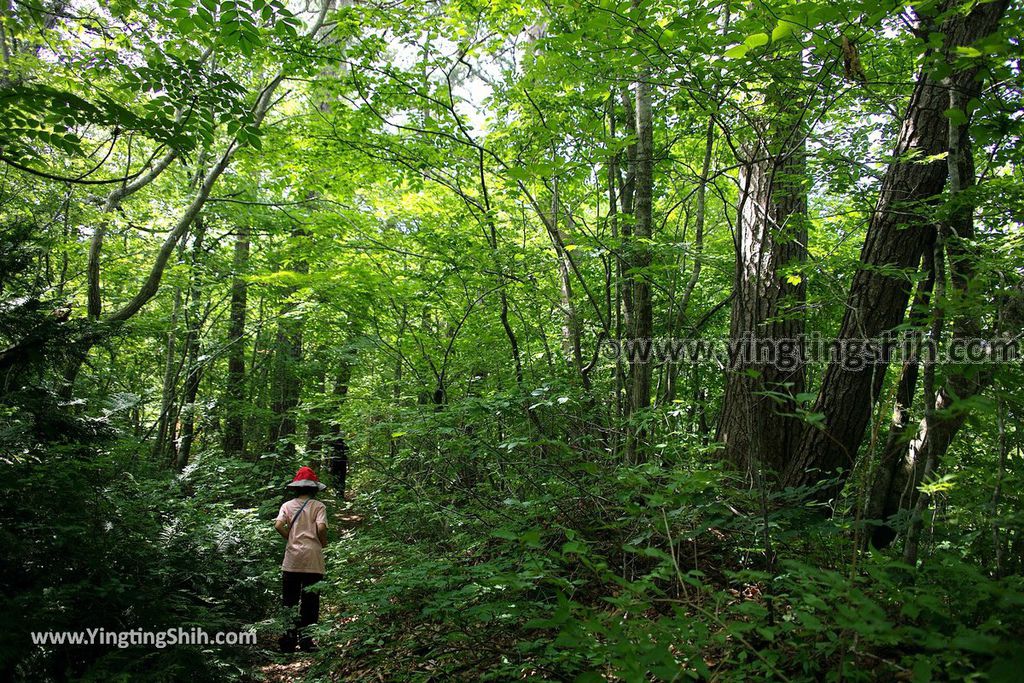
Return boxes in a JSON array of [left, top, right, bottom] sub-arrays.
[[306, 363, 326, 455], [894, 78, 1024, 557], [784, 0, 1009, 493], [476, 143, 547, 442], [902, 200, 948, 565], [625, 62, 654, 464], [717, 91, 807, 477], [223, 225, 249, 457], [863, 246, 935, 548], [389, 309, 406, 459], [548, 177, 587, 387], [606, 95, 627, 457], [326, 356, 355, 498], [665, 119, 715, 406], [153, 283, 182, 461], [991, 400, 1009, 578], [174, 216, 208, 471], [618, 89, 637, 435], [267, 272, 305, 459]]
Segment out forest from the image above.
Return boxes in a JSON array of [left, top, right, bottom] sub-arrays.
[[1, 0, 1023, 680]]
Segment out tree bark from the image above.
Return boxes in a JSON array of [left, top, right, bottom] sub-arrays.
[[717, 101, 807, 477], [267, 257, 306, 459], [326, 358, 355, 498], [665, 119, 714, 406], [153, 283, 182, 462], [87, 149, 180, 320], [607, 95, 627, 457], [174, 216, 209, 471], [902, 197, 948, 565], [223, 225, 250, 457], [887, 80, 1024, 555], [863, 245, 934, 548], [626, 67, 654, 464], [306, 363, 326, 455], [550, 177, 585, 382], [784, 0, 1009, 493]]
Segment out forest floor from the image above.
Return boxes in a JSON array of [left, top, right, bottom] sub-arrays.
[[254, 492, 364, 683]]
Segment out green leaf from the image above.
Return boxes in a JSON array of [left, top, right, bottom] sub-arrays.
[[944, 108, 967, 126], [744, 32, 769, 49], [955, 46, 982, 58], [772, 20, 795, 42], [520, 529, 542, 547], [724, 44, 749, 59]]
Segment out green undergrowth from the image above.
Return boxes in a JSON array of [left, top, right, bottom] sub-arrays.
[[310, 448, 1024, 682]]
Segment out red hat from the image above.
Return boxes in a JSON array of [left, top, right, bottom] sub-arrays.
[[286, 466, 326, 491]]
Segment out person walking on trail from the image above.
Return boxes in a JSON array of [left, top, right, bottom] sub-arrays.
[[274, 466, 329, 653]]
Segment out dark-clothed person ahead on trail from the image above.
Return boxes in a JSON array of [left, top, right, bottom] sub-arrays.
[[274, 466, 329, 652]]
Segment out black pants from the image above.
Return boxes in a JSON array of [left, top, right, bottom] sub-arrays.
[[280, 571, 323, 652]]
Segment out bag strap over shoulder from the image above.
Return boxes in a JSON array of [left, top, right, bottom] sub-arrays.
[[288, 498, 313, 537]]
